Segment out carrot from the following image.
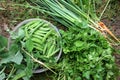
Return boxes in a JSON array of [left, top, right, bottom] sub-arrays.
[[98, 22, 119, 42]]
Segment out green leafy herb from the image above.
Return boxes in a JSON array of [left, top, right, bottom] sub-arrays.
[[25, 39, 34, 52], [50, 27, 118, 80]]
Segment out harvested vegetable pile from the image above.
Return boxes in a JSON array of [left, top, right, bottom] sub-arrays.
[[28, 0, 120, 79], [0, 0, 120, 80]]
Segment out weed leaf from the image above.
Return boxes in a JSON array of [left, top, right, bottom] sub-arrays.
[[18, 28, 25, 38], [0, 73, 5, 80], [11, 51, 23, 65], [0, 35, 7, 48], [0, 51, 23, 65], [25, 39, 34, 52]]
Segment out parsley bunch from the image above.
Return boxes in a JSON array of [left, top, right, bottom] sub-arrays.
[[51, 25, 118, 80]]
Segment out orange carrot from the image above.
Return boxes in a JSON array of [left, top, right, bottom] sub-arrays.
[[98, 22, 119, 42]]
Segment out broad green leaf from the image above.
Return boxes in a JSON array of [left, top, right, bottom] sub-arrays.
[[0, 35, 8, 48], [21, 41, 25, 47], [0, 51, 23, 65], [9, 43, 19, 54], [0, 73, 5, 80], [0, 44, 19, 64], [25, 39, 34, 52], [0, 55, 14, 65], [11, 51, 23, 65], [18, 28, 25, 38]]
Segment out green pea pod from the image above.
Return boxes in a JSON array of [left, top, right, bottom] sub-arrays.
[[22, 20, 37, 29], [34, 33, 46, 38], [34, 30, 48, 34], [31, 38, 42, 44], [27, 21, 42, 30], [43, 43, 48, 55], [24, 25, 29, 39], [24, 21, 40, 39], [29, 21, 45, 36], [27, 24, 39, 33], [39, 26, 50, 31], [54, 37, 61, 48], [42, 29, 54, 43], [45, 40, 52, 55], [42, 23, 49, 28], [47, 48, 60, 58], [33, 43, 43, 51], [32, 35, 43, 40], [46, 43, 55, 58], [24, 21, 40, 38]]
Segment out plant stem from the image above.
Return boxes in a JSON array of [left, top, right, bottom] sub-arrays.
[[99, 0, 111, 19], [6, 65, 16, 80], [22, 48, 57, 74]]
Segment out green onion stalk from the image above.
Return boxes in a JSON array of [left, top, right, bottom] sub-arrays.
[[29, 0, 119, 44]]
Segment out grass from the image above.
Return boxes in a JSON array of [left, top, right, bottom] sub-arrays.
[[0, 0, 47, 31]]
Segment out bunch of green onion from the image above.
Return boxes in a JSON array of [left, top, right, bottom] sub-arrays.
[[31, 0, 99, 29], [28, 0, 119, 44]]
